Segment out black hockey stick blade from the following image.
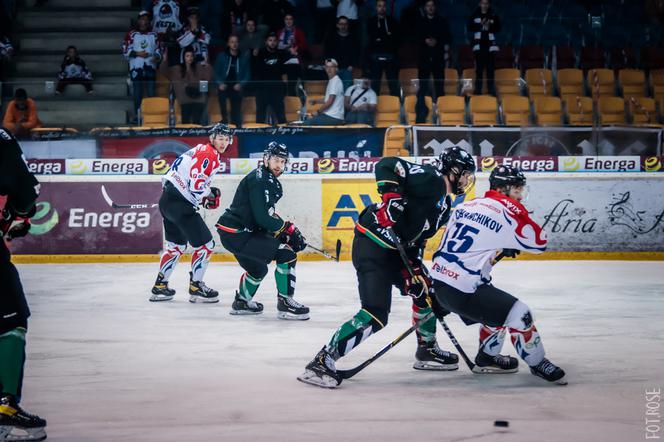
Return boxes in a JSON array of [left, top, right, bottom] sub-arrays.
[[306, 243, 340, 262], [337, 312, 435, 379], [335, 239, 342, 261]]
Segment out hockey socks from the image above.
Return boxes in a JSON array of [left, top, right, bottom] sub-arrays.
[[504, 301, 546, 367], [478, 325, 508, 356], [157, 242, 185, 282], [238, 272, 263, 301], [190, 241, 214, 282], [326, 309, 383, 359], [275, 261, 296, 298], [412, 303, 437, 345], [0, 328, 26, 398]]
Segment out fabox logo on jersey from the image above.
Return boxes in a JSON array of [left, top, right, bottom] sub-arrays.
[[68, 208, 150, 233]]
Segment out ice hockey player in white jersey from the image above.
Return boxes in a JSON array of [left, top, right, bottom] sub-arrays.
[[430, 165, 567, 385]]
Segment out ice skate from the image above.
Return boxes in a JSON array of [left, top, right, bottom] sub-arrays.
[[297, 347, 342, 388], [277, 296, 310, 320], [149, 273, 175, 302], [0, 396, 47, 442], [188, 272, 219, 303], [530, 358, 567, 385], [230, 293, 264, 315], [413, 342, 459, 371], [472, 350, 519, 374]]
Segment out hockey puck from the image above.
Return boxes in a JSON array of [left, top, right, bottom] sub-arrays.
[[494, 420, 509, 427]]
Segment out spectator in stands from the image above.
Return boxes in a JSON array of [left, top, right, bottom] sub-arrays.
[[214, 34, 250, 127], [177, 7, 211, 65], [344, 76, 377, 125], [277, 13, 307, 96], [55, 46, 93, 95], [415, 0, 451, 122], [254, 32, 289, 124], [260, 0, 294, 32], [2, 88, 41, 138], [332, 0, 361, 34], [367, 0, 400, 96], [302, 58, 345, 125], [221, 0, 256, 41], [150, 0, 184, 66], [160, 46, 211, 124], [122, 10, 162, 117], [313, 0, 335, 44], [239, 19, 267, 56], [467, 0, 500, 96], [324, 16, 359, 89], [0, 35, 13, 82]]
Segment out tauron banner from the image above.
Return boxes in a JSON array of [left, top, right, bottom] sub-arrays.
[[413, 126, 663, 157], [11, 182, 163, 254]]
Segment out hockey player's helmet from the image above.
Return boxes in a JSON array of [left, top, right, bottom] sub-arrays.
[[264, 141, 289, 160], [209, 123, 233, 141], [438, 147, 476, 195], [489, 165, 526, 190]]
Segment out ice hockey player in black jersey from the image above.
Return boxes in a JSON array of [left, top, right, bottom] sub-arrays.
[[216, 142, 309, 320], [298, 147, 476, 388], [0, 127, 47, 441]]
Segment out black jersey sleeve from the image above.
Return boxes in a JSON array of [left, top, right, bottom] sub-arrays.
[[248, 171, 285, 233], [0, 128, 39, 216], [374, 157, 409, 194]]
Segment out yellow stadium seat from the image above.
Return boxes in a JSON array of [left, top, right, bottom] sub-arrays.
[[243, 123, 272, 128], [174, 124, 202, 128], [242, 96, 257, 125], [587, 68, 615, 99], [557, 69, 584, 100], [208, 98, 221, 123], [619, 69, 646, 98], [564, 96, 594, 125], [141, 97, 170, 127], [533, 96, 562, 125], [404, 95, 433, 123], [399, 68, 419, 96], [525, 69, 553, 97], [626, 97, 657, 125], [304, 80, 326, 95], [459, 68, 488, 96], [285, 96, 302, 122], [383, 125, 410, 156], [306, 94, 325, 117], [437, 96, 466, 125], [494, 69, 522, 97], [444, 68, 459, 96], [597, 96, 625, 124], [155, 71, 170, 97], [375, 95, 401, 128], [470, 95, 498, 125], [651, 69, 664, 99], [501, 95, 530, 126]]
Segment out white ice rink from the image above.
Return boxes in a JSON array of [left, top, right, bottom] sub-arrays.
[[14, 260, 664, 441]]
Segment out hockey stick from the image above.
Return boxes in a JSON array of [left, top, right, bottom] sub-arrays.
[[306, 239, 341, 262], [100, 185, 158, 209], [337, 311, 435, 379], [385, 227, 477, 371]]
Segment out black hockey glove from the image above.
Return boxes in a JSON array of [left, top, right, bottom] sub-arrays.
[[501, 249, 521, 259], [202, 187, 221, 209], [1, 209, 31, 241], [279, 221, 306, 253], [401, 261, 431, 300]]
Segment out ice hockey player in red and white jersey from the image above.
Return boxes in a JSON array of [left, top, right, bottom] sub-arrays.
[[149, 123, 232, 303], [430, 165, 567, 385]]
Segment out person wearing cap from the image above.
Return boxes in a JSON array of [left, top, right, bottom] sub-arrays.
[[176, 7, 211, 65], [302, 58, 345, 125], [122, 10, 161, 117], [2, 88, 41, 138], [344, 77, 377, 126]]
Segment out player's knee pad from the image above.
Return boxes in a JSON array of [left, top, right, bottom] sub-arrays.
[[504, 300, 534, 331], [275, 245, 297, 265]]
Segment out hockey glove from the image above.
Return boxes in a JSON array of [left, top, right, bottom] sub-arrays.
[[501, 249, 521, 259], [202, 187, 221, 209], [375, 192, 405, 228], [401, 262, 431, 300], [279, 221, 307, 253], [1, 209, 31, 241]]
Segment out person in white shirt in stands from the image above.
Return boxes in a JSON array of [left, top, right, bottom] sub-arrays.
[[344, 76, 377, 125], [303, 58, 345, 125]]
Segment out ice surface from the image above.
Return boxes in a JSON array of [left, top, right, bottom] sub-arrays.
[[15, 261, 664, 441]]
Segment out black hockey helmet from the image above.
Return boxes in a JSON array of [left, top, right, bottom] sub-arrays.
[[209, 123, 233, 142], [489, 165, 526, 190], [264, 141, 289, 160], [438, 147, 476, 194]]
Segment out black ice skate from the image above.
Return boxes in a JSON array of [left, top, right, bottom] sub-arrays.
[[297, 347, 342, 388], [472, 350, 519, 374], [188, 272, 219, 303], [0, 395, 47, 442], [149, 273, 176, 302], [413, 342, 459, 371], [530, 358, 567, 385], [277, 296, 310, 320], [230, 293, 264, 315]]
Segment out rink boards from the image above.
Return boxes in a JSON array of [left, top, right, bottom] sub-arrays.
[[9, 172, 664, 263]]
